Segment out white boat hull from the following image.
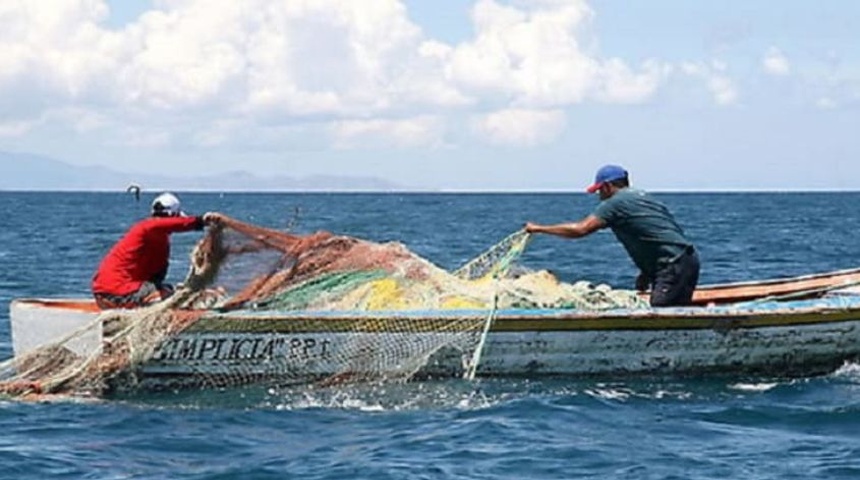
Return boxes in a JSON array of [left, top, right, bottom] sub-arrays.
[[140, 321, 859, 383], [10, 297, 860, 391]]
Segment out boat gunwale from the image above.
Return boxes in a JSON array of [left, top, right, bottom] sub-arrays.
[[186, 300, 860, 334], [13, 266, 860, 314], [693, 266, 860, 290], [14, 294, 860, 324]]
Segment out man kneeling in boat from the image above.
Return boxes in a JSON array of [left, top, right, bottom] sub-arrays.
[[525, 165, 700, 307], [92, 192, 223, 310]]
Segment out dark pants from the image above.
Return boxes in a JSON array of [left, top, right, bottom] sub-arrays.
[[650, 249, 700, 307], [94, 282, 172, 310]]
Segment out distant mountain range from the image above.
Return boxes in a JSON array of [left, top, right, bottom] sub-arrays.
[[0, 151, 405, 191]]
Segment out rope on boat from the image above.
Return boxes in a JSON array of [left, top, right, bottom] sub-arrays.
[[464, 291, 498, 381]]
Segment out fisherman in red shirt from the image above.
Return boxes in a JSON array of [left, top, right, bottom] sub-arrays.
[[92, 192, 222, 309]]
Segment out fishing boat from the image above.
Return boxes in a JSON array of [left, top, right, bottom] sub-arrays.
[[9, 267, 860, 391]]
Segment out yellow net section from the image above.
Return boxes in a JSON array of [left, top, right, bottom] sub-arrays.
[[0, 216, 647, 399]]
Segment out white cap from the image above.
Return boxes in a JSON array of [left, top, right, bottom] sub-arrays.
[[151, 192, 185, 217]]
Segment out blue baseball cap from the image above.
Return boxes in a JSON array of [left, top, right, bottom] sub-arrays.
[[586, 165, 628, 193]]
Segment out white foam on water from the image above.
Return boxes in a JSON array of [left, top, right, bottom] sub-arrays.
[[583, 382, 694, 402], [585, 388, 631, 401], [650, 389, 693, 400], [728, 382, 779, 392], [265, 381, 505, 412], [830, 361, 860, 380]]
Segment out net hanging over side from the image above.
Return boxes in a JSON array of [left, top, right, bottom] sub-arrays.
[[0, 216, 647, 399]]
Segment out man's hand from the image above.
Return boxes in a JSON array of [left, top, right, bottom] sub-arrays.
[[524, 222, 543, 234], [635, 272, 649, 292], [203, 212, 225, 225]]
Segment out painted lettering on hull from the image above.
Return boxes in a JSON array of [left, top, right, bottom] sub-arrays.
[[152, 335, 332, 363]]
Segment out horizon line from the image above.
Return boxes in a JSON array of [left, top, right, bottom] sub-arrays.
[[3, 187, 860, 194]]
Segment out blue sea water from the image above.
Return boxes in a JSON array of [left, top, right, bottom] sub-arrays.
[[1, 191, 860, 479]]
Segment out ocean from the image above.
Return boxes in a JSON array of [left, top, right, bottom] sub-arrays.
[[1, 191, 859, 479]]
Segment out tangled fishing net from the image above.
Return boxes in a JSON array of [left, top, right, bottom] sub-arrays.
[[0, 216, 646, 399]]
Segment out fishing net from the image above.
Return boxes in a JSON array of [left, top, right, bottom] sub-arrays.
[[0, 216, 646, 399]]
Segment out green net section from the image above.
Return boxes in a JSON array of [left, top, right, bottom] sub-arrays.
[[453, 229, 531, 281], [0, 216, 647, 399]]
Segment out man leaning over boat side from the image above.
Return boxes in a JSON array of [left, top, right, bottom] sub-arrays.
[[524, 165, 700, 307], [91, 192, 225, 310]]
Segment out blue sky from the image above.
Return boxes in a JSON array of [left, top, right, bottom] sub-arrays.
[[2, 0, 859, 190]]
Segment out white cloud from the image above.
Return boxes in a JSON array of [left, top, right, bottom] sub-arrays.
[[0, 0, 444, 117], [762, 47, 791, 76], [47, 107, 110, 133], [191, 119, 244, 148], [596, 59, 672, 104], [708, 76, 738, 106], [0, 0, 124, 110], [681, 61, 738, 106], [331, 116, 445, 149], [0, 0, 700, 152], [445, 0, 668, 107], [116, 126, 172, 148], [471, 108, 566, 146]]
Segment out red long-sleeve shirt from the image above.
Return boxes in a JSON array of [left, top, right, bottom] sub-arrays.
[[92, 216, 204, 296]]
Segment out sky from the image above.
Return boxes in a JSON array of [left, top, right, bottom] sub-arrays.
[[1, 0, 859, 190]]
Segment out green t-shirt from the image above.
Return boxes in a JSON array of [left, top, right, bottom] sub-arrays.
[[592, 188, 693, 276]]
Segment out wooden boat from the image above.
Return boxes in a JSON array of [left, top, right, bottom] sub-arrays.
[[690, 267, 860, 305], [8, 268, 860, 391]]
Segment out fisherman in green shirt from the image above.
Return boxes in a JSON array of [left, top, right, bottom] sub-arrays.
[[525, 165, 700, 307]]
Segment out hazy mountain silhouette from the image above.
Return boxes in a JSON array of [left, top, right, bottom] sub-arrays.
[[0, 151, 405, 191]]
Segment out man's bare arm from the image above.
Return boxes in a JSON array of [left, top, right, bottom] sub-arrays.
[[525, 215, 605, 239]]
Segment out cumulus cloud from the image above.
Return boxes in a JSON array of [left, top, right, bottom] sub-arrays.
[[596, 59, 672, 103], [0, 0, 124, 117], [0, 0, 444, 118], [445, 0, 668, 107], [681, 61, 738, 106], [708, 76, 738, 106], [762, 47, 790, 76], [0, 0, 689, 150], [470, 108, 566, 146]]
